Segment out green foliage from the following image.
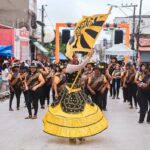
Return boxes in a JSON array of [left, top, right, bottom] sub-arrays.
[[60, 44, 66, 54]]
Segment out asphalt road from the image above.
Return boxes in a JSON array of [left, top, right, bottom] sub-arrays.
[[0, 92, 150, 150]]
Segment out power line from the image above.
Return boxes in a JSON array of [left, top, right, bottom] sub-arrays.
[[44, 8, 55, 30]]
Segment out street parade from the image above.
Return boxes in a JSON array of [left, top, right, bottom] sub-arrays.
[[0, 0, 150, 150]]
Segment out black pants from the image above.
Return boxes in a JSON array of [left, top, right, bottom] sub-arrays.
[[9, 88, 21, 109], [103, 90, 108, 110], [109, 83, 113, 97], [112, 79, 121, 98], [91, 92, 103, 110], [44, 85, 51, 105], [123, 87, 128, 102], [23, 91, 28, 103], [25, 89, 39, 116], [138, 90, 150, 122], [39, 86, 45, 107], [127, 84, 137, 107]]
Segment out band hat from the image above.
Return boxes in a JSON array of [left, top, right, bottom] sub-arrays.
[[93, 65, 101, 71], [12, 63, 20, 68], [30, 63, 37, 68]]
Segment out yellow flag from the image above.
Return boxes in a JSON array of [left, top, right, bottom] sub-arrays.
[[66, 7, 112, 60]]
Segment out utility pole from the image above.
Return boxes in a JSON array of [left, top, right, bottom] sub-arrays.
[[121, 4, 138, 50], [41, 5, 45, 45], [136, 0, 143, 58]]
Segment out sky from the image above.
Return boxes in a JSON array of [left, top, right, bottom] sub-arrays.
[[37, 0, 150, 30]]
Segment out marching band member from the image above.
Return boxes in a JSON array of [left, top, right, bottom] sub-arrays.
[[81, 61, 94, 94], [25, 63, 45, 119], [8, 64, 21, 111], [108, 57, 117, 97], [88, 66, 109, 110], [121, 63, 130, 103], [44, 65, 55, 106], [126, 64, 137, 109], [112, 64, 121, 99], [37, 62, 49, 109], [137, 65, 150, 123]]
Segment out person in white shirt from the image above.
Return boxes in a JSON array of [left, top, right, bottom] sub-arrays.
[[2, 63, 9, 81]]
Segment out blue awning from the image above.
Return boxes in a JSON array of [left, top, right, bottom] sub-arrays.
[[50, 52, 67, 60], [0, 45, 13, 57]]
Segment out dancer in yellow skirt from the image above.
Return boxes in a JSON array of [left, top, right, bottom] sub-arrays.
[[43, 49, 108, 142]]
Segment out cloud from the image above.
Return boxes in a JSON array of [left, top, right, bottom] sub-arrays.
[[38, 0, 150, 27]]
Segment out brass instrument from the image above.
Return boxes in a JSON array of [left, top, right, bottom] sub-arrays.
[[20, 73, 27, 91], [114, 71, 121, 78], [97, 78, 110, 94], [122, 71, 129, 88], [128, 72, 136, 83], [28, 81, 39, 90], [91, 76, 103, 90], [27, 73, 40, 90], [11, 73, 20, 86]]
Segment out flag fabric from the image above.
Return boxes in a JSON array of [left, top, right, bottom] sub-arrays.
[[66, 7, 112, 60]]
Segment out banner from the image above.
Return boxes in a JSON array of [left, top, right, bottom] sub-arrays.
[[66, 7, 112, 59]]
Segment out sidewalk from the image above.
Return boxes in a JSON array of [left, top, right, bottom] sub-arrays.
[[0, 80, 10, 101]]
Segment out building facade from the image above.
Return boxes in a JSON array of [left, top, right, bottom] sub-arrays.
[[0, 0, 37, 36], [114, 15, 150, 63]]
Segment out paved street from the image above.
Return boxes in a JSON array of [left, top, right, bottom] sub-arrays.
[[0, 92, 150, 150]]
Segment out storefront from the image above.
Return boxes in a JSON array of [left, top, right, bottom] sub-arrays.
[[14, 27, 30, 61], [139, 36, 150, 63], [0, 24, 30, 61]]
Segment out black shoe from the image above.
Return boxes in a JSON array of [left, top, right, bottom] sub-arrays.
[[17, 107, 20, 110], [32, 115, 37, 119], [147, 121, 150, 124], [9, 108, 14, 111], [103, 108, 107, 111], [138, 120, 144, 123], [41, 106, 45, 109], [25, 115, 32, 119], [69, 138, 76, 144], [78, 138, 85, 142]]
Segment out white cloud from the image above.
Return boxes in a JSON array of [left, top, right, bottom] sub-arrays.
[[37, 0, 150, 28]]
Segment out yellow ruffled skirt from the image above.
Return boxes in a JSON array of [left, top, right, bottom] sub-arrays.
[[43, 103, 108, 138]]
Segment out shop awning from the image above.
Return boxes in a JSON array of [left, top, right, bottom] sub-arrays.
[[50, 52, 68, 61], [33, 41, 48, 54], [0, 45, 13, 57]]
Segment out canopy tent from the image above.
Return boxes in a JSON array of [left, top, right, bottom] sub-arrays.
[[50, 52, 67, 61], [0, 45, 13, 57], [105, 44, 136, 56]]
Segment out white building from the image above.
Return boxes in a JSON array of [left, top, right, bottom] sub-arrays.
[[114, 15, 150, 63], [114, 15, 150, 35]]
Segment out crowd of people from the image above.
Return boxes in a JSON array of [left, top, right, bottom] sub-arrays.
[[1, 54, 149, 125]]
